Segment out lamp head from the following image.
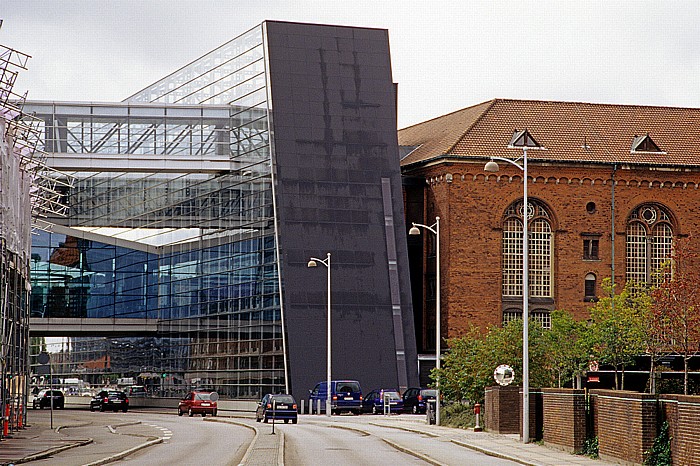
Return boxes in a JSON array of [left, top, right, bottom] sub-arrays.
[[484, 160, 500, 172], [307, 260, 317, 268], [408, 225, 421, 236]]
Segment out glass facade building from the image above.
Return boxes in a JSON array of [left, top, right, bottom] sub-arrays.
[[27, 21, 417, 401]]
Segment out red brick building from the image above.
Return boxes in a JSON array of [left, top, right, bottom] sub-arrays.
[[400, 99, 700, 354]]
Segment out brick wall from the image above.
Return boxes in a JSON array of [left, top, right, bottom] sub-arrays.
[[591, 390, 657, 465], [661, 394, 700, 466], [405, 162, 700, 337], [518, 388, 543, 441], [484, 385, 520, 434], [541, 388, 587, 452]]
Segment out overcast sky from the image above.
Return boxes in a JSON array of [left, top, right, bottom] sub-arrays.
[[3, 1, 700, 129]]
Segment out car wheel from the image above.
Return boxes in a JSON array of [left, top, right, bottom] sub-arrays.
[[90, 405, 95, 412], [188, 408, 193, 417], [122, 408, 128, 413], [100, 404, 105, 412], [178, 409, 183, 416], [292, 418, 298, 424], [412, 405, 418, 414], [212, 410, 217, 417], [201, 412, 206, 417]]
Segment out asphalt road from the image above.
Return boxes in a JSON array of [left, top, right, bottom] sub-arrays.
[[280, 414, 519, 466], [22, 409, 519, 465], [27, 410, 251, 466]]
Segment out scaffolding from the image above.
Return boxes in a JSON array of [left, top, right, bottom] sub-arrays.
[[0, 24, 72, 438]]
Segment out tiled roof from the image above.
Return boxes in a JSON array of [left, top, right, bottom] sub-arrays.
[[399, 99, 700, 167]]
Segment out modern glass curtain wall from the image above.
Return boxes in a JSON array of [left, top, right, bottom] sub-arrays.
[[29, 24, 284, 398]]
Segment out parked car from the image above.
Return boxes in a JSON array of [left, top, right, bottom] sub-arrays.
[[256, 394, 298, 424], [308, 380, 362, 415], [402, 387, 437, 414], [32, 389, 65, 409], [178, 391, 218, 417], [361, 389, 403, 414], [90, 390, 129, 412], [125, 385, 147, 398]]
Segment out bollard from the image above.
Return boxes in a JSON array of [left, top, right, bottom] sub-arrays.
[[473, 403, 482, 432], [3, 404, 9, 437], [316, 398, 321, 416], [300, 399, 305, 414]]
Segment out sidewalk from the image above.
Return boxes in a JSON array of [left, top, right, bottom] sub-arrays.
[[378, 417, 619, 466], [0, 415, 93, 465], [2, 411, 619, 466]]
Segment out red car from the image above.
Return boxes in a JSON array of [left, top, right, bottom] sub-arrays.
[[178, 391, 219, 417]]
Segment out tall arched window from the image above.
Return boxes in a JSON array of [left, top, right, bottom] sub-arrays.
[[626, 204, 674, 286], [502, 199, 553, 298]]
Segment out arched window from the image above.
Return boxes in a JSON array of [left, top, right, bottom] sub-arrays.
[[503, 309, 552, 329], [584, 273, 597, 301], [502, 199, 553, 298], [626, 204, 674, 286]]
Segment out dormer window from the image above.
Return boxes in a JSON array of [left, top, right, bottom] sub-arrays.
[[631, 133, 665, 154]]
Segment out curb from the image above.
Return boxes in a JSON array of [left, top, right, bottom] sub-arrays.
[[10, 438, 94, 465], [368, 422, 439, 437], [327, 423, 443, 465], [82, 437, 163, 466], [450, 439, 539, 466], [203, 417, 259, 465]]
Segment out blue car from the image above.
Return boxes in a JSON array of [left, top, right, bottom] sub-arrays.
[[362, 389, 403, 414], [256, 394, 298, 423], [309, 380, 362, 415]]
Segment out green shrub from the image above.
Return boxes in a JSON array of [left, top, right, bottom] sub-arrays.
[[644, 421, 672, 466], [579, 436, 599, 459], [441, 402, 476, 429]]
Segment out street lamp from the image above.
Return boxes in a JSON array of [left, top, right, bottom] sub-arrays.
[[484, 128, 543, 443], [409, 217, 441, 426], [308, 253, 332, 417]]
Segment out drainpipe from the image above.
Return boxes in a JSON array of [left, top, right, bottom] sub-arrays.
[[611, 164, 617, 304]]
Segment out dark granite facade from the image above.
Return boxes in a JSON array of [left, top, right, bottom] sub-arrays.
[[265, 21, 418, 402]]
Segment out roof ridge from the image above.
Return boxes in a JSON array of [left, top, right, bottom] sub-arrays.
[[399, 98, 497, 131], [444, 99, 499, 154], [494, 97, 700, 112]]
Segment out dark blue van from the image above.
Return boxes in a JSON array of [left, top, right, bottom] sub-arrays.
[[308, 380, 362, 415]]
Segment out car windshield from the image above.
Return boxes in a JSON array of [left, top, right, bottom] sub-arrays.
[[195, 393, 213, 401], [272, 395, 295, 404], [336, 382, 360, 392], [421, 389, 437, 397]]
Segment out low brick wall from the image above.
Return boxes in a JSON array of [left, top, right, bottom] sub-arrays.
[[660, 394, 700, 466], [541, 388, 587, 452], [484, 385, 520, 434], [591, 390, 657, 466], [518, 388, 543, 441]]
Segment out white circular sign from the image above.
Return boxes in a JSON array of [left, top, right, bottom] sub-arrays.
[[494, 364, 515, 386]]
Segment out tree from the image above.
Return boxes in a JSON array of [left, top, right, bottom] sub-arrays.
[[435, 319, 551, 404], [587, 279, 649, 390], [650, 237, 700, 395], [542, 310, 589, 388]]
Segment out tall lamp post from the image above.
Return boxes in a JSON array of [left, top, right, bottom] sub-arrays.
[[409, 217, 441, 426], [484, 129, 543, 443], [307, 253, 332, 417]]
